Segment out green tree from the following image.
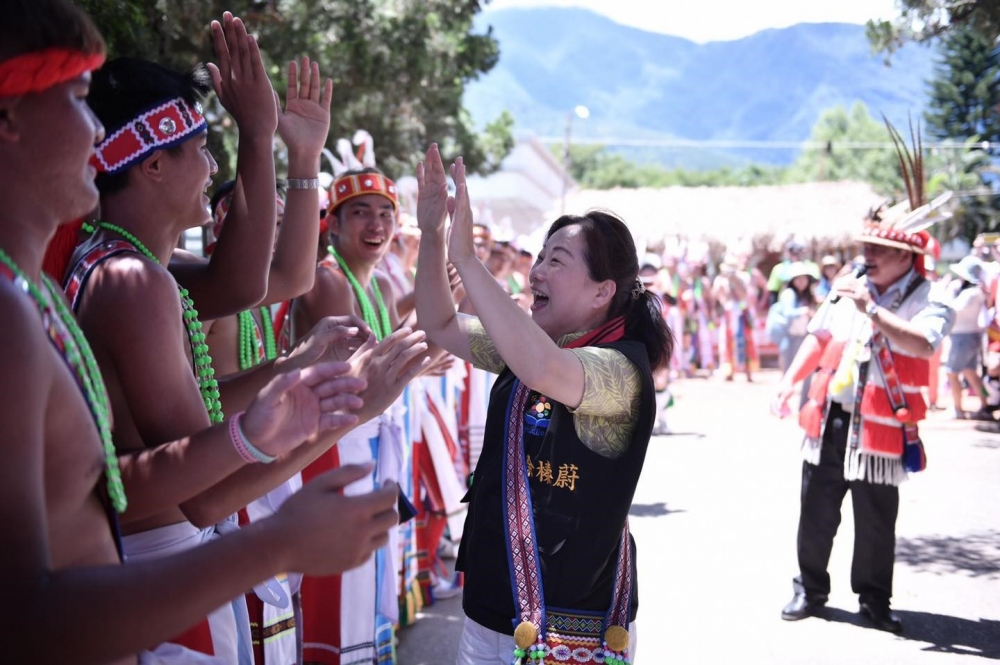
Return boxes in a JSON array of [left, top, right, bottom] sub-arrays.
[[75, 0, 511, 180], [925, 26, 1000, 147], [867, 0, 1000, 55], [791, 103, 904, 195], [927, 140, 1000, 241], [922, 25, 1000, 242]]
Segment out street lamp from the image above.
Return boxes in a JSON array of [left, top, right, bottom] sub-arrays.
[[562, 105, 590, 213]]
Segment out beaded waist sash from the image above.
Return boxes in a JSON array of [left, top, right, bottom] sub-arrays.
[[503, 378, 633, 665]]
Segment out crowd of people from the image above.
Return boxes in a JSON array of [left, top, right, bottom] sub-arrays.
[[2, 1, 991, 664], [3, 3, 669, 664]]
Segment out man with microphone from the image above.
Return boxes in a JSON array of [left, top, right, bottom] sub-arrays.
[[772, 201, 954, 634]]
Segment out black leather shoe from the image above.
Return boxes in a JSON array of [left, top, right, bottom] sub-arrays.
[[781, 592, 827, 621], [859, 602, 903, 633]]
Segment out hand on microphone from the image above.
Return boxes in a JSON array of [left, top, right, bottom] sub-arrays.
[[830, 265, 867, 304]]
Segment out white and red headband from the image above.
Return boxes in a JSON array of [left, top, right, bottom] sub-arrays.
[[91, 96, 207, 174]]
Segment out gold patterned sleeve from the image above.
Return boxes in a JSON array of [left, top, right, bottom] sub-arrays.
[[567, 347, 642, 459], [466, 317, 507, 374]]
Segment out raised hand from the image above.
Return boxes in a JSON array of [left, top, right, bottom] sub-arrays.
[[416, 143, 450, 235], [241, 361, 366, 458], [274, 465, 399, 575], [206, 12, 278, 138], [348, 327, 431, 421], [447, 156, 477, 268], [278, 57, 332, 161], [285, 315, 371, 368]]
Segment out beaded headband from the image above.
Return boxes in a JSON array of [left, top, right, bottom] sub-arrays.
[[91, 96, 207, 174], [858, 224, 929, 255], [327, 172, 398, 217], [0, 48, 105, 97]]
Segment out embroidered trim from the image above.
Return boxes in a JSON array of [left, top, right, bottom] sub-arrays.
[[91, 97, 207, 174]]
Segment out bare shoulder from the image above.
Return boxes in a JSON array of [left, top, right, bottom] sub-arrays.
[[374, 269, 397, 305], [86, 255, 182, 322], [301, 262, 354, 318]]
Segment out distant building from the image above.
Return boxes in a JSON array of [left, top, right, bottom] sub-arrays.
[[466, 135, 573, 249]]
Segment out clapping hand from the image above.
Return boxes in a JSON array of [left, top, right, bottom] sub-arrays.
[[285, 315, 372, 368], [275, 465, 398, 575], [240, 361, 366, 459], [416, 144, 449, 235], [447, 156, 476, 268]]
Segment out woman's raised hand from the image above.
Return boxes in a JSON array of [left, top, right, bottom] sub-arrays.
[[416, 144, 449, 235], [447, 156, 476, 268]]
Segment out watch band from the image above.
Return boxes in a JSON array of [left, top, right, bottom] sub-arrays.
[[286, 177, 319, 190], [865, 301, 879, 318]]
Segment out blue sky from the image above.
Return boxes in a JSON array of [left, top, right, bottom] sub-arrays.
[[488, 0, 900, 43]]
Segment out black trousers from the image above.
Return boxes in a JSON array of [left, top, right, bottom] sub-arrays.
[[795, 402, 900, 606]]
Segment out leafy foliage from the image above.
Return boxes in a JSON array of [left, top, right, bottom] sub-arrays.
[[867, 0, 1000, 55], [75, 0, 511, 181]]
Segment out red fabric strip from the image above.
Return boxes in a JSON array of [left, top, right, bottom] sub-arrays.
[[564, 316, 625, 350], [860, 419, 906, 456], [0, 49, 105, 97], [862, 383, 928, 423]]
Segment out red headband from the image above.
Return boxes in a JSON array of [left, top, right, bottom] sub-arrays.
[[91, 96, 207, 174], [328, 173, 398, 216], [0, 48, 105, 97]]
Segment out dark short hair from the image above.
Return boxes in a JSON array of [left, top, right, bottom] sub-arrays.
[[89, 57, 211, 195], [0, 0, 104, 64]]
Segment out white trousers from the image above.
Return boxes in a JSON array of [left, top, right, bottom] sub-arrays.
[[455, 617, 638, 664]]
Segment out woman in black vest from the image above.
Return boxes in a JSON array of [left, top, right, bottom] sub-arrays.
[[415, 145, 672, 665]]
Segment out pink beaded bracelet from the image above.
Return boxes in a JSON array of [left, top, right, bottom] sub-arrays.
[[229, 411, 257, 463], [229, 411, 277, 464]]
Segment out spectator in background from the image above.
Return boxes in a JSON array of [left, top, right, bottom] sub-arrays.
[[767, 240, 818, 305], [944, 255, 987, 419], [766, 262, 818, 376], [816, 255, 841, 300]]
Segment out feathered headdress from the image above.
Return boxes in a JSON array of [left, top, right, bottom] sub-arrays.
[[858, 117, 953, 264]]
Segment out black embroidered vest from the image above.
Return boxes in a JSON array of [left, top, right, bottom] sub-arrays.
[[457, 338, 655, 634]]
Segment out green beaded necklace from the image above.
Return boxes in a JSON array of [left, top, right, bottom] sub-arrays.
[[238, 307, 277, 371], [86, 221, 224, 424], [328, 245, 391, 341], [0, 248, 128, 513]]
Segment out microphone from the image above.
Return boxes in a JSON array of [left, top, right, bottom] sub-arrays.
[[830, 264, 867, 304]]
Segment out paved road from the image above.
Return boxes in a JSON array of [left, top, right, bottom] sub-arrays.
[[397, 370, 1000, 663]]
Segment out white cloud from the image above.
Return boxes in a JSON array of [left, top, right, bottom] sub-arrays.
[[487, 0, 900, 43]]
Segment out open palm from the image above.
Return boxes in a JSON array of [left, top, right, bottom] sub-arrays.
[[242, 362, 365, 458], [278, 57, 333, 157], [417, 144, 450, 234]]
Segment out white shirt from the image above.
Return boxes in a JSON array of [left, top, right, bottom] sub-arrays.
[[807, 269, 956, 406]]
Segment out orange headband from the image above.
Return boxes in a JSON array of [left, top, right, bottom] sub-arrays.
[[327, 172, 398, 218], [0, 48, 105, 97]]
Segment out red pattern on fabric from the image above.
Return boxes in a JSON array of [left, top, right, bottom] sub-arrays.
[[861, 383, 927, 422], [860, 419, 907, 456], [0, 48, 105, 97], [817, 340, 846, 371], [42, 218, 84, 282], [91, 97, 206, 174], [328, 173, 398, 215], [299, 444, 343, 663], [885, 352, 930, 387]]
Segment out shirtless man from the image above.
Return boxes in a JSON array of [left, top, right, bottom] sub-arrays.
[[0, 2, 400, 663]]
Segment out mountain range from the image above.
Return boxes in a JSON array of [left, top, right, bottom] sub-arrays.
[[463, 7, 939, 168]]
